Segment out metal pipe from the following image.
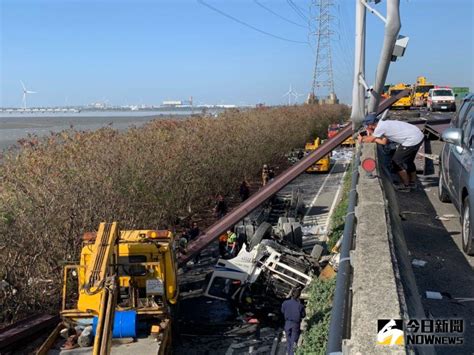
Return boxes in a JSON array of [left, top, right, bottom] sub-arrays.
[[178, 125, 353, 265], [367, 0, 401, 113], [350, 0, 367, 126], [326, 147, 361, 355], [361, 0, 387, 24]]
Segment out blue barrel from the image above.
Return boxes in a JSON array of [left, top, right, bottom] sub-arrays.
[[92, 310, 137, 338]]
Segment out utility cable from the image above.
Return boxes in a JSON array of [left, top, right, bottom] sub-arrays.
[[254, 0, 307, 28], [198, 0, 308, 44], [286, 0, 310, 22]]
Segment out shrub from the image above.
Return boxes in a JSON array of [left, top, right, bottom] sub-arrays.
[[297, 278, 337, 355], [0, 104, 348, 323]]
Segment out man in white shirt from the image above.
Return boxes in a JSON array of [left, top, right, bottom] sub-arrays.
[[358, 114, 424, 191]]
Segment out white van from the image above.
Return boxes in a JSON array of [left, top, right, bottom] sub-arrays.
[[427, 87, 456, 112]]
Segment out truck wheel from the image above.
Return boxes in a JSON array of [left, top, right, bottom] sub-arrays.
[[249, 222, 272, 250], [278, 217, 288, 228], [462, 198, 474, 255], [282, 222, 293, 244], [438, 173, 451, 203], [311, 244, 324, 260], [291, 223, 303, 248], [245, 225, 255, 244]]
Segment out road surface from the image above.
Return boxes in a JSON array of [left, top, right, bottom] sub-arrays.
[[175, 150, 352, 354]]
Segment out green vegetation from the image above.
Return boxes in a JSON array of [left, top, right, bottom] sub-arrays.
[[298, 162, 353, 354], [297, 278, 336, 355], [0, 104, 348, 323]]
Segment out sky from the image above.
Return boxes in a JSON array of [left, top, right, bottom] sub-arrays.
[[0, 0, 473, 107]]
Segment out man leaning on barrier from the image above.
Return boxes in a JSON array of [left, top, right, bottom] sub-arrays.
[[358, 113, 424, 192]]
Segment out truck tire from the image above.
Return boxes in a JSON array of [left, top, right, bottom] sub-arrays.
[[311, 244, 324, 260], [282, 222, 293, 240], [291, 223, 303, 248], [278, 217, 288, 229], [245, 224, 256, 245], [249, 222, 272, 250]]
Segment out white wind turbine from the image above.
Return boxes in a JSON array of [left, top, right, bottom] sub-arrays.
[[292, 89, 305, 103], [282, 84, 300, 105], [21, 81, 37, 109]]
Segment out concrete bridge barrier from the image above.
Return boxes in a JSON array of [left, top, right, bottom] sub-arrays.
[[342, 144, 434, 355]]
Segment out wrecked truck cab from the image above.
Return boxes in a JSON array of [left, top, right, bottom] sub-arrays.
[[204, 240, 318, 302]]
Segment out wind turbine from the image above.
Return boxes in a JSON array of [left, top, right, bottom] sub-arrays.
[[283, 85, 300, 105], [292, 89, 305, 104], [21, 81, 37, 109]]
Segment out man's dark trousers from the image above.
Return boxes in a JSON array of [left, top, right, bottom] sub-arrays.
[[285, 320, 300, 355]]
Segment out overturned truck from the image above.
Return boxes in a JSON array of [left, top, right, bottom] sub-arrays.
[[204, 216, 320, 305]]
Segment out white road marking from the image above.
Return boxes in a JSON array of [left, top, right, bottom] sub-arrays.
[[303, 162, 339, 221], [325, 165, 349, 230]]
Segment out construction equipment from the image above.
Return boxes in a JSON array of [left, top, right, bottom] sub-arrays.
[[305, 138, 331, 173], [39, 222, 178, 354], [328, 123, 355, 147], [411, 76, 434, 108], [389, 83, 413, 109], [381, 84, 392, 100]]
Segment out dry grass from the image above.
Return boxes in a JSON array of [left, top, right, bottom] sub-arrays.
[[0, 104, 348, 323]]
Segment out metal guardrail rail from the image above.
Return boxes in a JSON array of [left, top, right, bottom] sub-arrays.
[[326, 148, 361, 355], [0, 314, 59, 351]]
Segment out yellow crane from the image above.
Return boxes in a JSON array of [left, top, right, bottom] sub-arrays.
[[38, 222, 178, 355], [305, 138, 331, 173], [389, 83, 413, 109], [412, 76, 434, 108]]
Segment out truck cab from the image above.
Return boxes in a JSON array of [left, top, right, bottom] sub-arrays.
[[389, 83, 413, 109], [305, 138, 331, 173], [412, 76, 434, 107], [204, 239, 317, 304]]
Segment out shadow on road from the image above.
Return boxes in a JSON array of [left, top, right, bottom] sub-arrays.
[[396, 177, 474, 354]]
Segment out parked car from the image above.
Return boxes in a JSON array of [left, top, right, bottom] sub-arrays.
[[439, 93, 474, 255]]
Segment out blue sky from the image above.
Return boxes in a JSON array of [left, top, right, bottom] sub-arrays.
[[0, 0, 472, 107]]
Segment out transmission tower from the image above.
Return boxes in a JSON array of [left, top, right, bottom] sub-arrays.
[[307, 0, 338, 104]]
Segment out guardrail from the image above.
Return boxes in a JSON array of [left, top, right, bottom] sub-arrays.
[[326, 148, 361, 355]]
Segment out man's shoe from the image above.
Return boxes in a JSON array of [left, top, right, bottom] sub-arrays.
[[408, 182, 418, 189], [394, 184, 411, 193]]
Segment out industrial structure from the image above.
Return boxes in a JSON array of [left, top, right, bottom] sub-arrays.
[[307, 0, 339, 105]]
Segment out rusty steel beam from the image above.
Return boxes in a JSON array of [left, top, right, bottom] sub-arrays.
[[179, 91, 411, 266], [178, 124, 353, 265], [0, 314, 59, 350], [375, 88, 411, 114]]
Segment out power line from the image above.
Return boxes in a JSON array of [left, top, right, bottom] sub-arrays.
[[254, 0, 307, 28], [198, 0, 308, 44], [286, 0, 310, 22]]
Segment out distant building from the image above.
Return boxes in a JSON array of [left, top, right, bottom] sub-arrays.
[[162, 100, 183, 107]]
